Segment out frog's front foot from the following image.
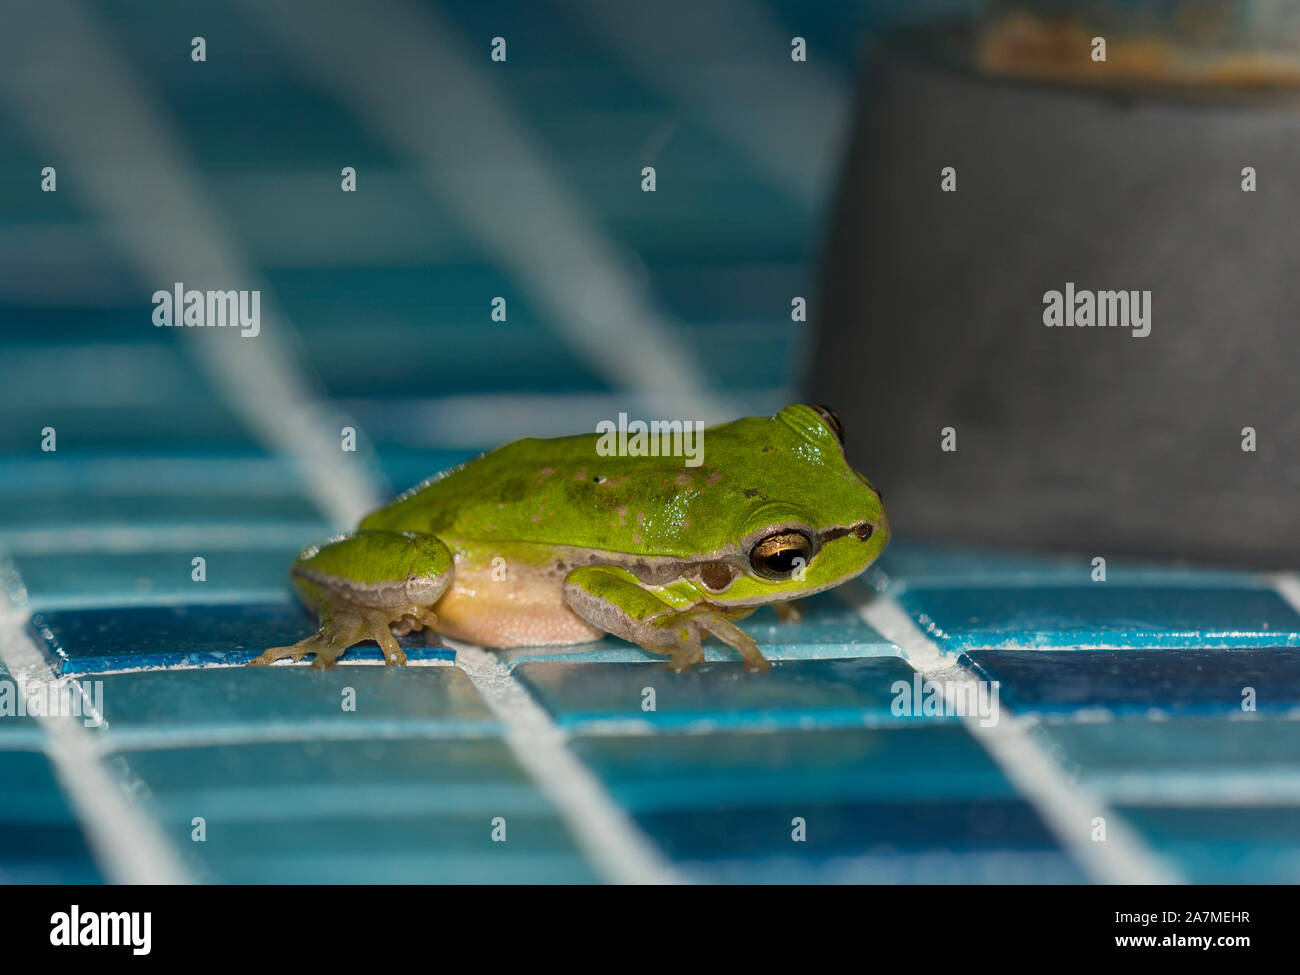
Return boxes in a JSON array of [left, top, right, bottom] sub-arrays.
[[562, 566, 773, 673], [252, 608, 409, 668]]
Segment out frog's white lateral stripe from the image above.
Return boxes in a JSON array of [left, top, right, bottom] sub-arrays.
[[0, 610, 191, 884], [455, 645, 682, 884], [0, 0, 381, 528], [243, 0, 739, 424], [854, 593, 1183, 885]]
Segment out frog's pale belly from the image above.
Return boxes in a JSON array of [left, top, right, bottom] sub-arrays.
[[431, 557, 603, 648]]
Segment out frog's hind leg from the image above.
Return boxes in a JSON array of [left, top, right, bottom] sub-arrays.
[[251, 531, 453, 668], [255, 608, 377, 667]]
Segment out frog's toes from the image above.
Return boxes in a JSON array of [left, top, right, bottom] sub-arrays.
[[358, 608, 407, 666], [251, 610, 365, 668], [665, 626, 705, 673], [696, 613, 771, 672], [390, 607, 438, 637]]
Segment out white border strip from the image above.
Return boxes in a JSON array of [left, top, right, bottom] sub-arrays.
[[1272, 572, 1300, 619], [856, 593, 1183, 885], [0, 610, 192, 884], [455, 645, 681, 884]]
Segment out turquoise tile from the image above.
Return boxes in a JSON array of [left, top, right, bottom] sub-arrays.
[[877, 540, 1261, 590], [11, 547, 300, 610], [0, 748, 103, 883], [0, 453, 301, 498], [1034, 717, 1300, 804], [1116, 806, 1300, 884], [0, 493, 325, 534], [113, 738, 596, 883], [899, 586, 1300, 651], [571, 727, 1081, 883], [514, 656, 941, 732], [965, 648, 1300, 716], [29, 603, 455, 674], [91, 666, 496, 748], [1030, 717, 1300, 881]]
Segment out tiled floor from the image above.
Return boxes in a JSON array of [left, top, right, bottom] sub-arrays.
[[3, 462, 1299, 884], [2, 0, 1296, 885]]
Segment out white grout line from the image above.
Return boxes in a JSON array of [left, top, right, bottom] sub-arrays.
[[455, 645, 682, 884], [0, 610, 192, 884], [854, 592, 1183, 885]]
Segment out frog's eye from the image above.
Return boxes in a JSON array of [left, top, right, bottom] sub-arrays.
[[749, 530, 813, 580], [808, 404, 845, 446]]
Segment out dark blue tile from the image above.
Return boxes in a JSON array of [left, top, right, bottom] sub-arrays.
[[113, 738, 595, 883], [571, 726, 1083, 882], [899, 586, 1300, 651], [28, 603, 455, 675], [0, 749, 103, 883], [965, 648, 1300, 716], [515, 656, 940, 732]]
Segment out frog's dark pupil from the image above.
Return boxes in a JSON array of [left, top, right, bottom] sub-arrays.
[[750, 531, 813, 579], [765, 548, 799, 573]]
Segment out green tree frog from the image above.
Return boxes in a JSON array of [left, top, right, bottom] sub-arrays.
[[251, 404, 888, 672]]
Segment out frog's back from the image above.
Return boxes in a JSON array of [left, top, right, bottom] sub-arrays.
[[358, 410, 869, 556], [359, 431, 693, 551]]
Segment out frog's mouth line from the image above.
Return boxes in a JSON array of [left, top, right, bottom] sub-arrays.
[[700, 562, 878, 610]]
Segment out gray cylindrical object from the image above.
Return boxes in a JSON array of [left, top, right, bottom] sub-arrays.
[[812, 25, 1300, 568]]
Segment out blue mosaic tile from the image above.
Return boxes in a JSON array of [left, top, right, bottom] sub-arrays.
[[899, 586, 1300, 651], [0, 454, 302, 497], [877, 540, 1262, 590], [1036, 717, 1300, 799], [571, 726, 1084, 882], [964, 648, 1300, 716], [497, 591, 897, 667], [112, 738, 595, 883], [28, 602, 456, 675], [514, 656, 939, 733], [0, 492, 326, 535], [10, 547, 300, 610], [0, 748, 103, 883], [1116, 806, 1300, 884], [89, 665, 496, 747]]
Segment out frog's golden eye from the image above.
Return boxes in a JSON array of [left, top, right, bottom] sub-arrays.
[[808, 404, 845, 445], [749, 530, 812, 580]]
